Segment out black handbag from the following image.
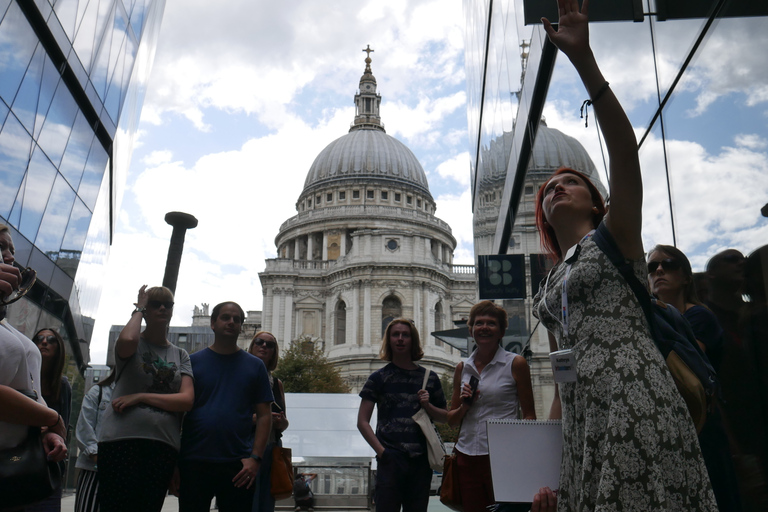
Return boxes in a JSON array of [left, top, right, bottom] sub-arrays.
[[0, 391, 62, 508]]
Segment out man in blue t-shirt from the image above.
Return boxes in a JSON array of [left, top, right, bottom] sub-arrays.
[[178, 302, 274, 512]]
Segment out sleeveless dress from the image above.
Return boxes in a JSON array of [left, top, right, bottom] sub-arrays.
[[533, 235, 717, 511]]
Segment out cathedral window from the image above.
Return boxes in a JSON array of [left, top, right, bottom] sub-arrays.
[[367, 190, 374, 199], [335, 301, 346, 345], [434, 302, 443, 346], [308, 198, 312, 207], [406, 195, 412, 205], [417, 199, 422, 208], [381, 191, 388, 200], [327, 193, 333, 202], [395, 193, 401, 202], [316, 195, 321, 205], [339, 191, 346, 200], [353, 190, 360, 199], [382, 296, 402, 335]]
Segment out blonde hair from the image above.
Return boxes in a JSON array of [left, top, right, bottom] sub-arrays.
[[249, 331, 279, 371]]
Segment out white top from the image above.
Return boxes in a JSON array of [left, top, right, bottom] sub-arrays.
[[0, 319, 44, 449], [455, 345, 520, 456]]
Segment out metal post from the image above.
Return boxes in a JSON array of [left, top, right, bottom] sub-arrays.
[[162, 212, 198, 294]]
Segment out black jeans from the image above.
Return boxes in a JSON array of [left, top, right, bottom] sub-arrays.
[[375, 449, 432, 512], [178, 460, 255, 512]]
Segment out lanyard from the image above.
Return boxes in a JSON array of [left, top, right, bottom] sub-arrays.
[[543, 230, 594, 337]]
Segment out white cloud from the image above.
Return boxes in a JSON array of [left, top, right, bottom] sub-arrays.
[[435, 188, 473, 264], [435, 152, 471, 186], [142, 150, 174, 166]]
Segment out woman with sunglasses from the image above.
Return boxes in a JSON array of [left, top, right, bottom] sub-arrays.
[[97, 285, 194, 512], [248, 331, 288, 512], [648, 246, 741, 511], [530, 1, 716, 510], [25, 328, 72, 512]]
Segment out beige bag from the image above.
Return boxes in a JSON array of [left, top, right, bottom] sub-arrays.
[[412, 367, 446, 471]]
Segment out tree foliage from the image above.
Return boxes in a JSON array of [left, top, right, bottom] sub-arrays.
[[436, 370, 459, 443], [274, 337, 351, 393]]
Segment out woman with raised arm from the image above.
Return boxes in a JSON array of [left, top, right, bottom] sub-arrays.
[[97, 285, 194, 512], [530, 0, 717, 510]]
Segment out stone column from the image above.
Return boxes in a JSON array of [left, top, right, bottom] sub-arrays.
[[340, 229, 346, 256], [363, 281, 371, 347], [307, 233, 314, 261], [284, 290, 294, 343], [322, 232, 328, 260], [294, 238, 300, 260], [271, 290, 283, 343], [264, 286, 273, 332]]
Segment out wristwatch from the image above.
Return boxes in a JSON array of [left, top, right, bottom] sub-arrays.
[[132, 306, 146, 315], [249, 454, 263, 463]]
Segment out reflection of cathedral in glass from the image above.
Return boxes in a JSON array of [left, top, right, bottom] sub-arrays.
[[0, 0, 166, 367], [259, 51, 476, 391]]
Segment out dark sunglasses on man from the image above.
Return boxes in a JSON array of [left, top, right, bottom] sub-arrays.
[[647, 258, 681, 274]]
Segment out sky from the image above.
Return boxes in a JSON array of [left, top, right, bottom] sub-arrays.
[[88, 1, 768, 364]]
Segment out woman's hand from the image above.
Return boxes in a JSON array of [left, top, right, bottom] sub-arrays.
[[0, 263, 20, 300], [272, 411, 287, 431], [532, 487, 558, 512], [42, 432, 67, 462], [112, 393, 143, 413], [135, 284, 148, 309], [542, 0, 591, 60], [459, 382, 475, 406], [417, 389, 430, 406]]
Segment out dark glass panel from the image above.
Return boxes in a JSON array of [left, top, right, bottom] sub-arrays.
[[0, 112, 33, 218], [53, 0, 79, 41], [15, 147, 58, 242], [77, 139, 108, 210], [35, 173, 77, 257], [11, 45, 46, 134], [59, 111, 94, 188], [60, 197, 91, 272], [37, 81, 79, 167], [0, 2, 39, 103]]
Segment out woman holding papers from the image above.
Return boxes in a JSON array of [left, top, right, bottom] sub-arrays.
[[446, 300, 536, 512], [531, 0, 716, 510]]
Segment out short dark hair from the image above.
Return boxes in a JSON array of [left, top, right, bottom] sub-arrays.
[[379, 318, 423, 362], [211, 301, 245, 323], [468, 300, 509, 333]]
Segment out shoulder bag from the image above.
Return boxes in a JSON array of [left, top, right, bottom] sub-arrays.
[[412, 367, 446, 471], [271, 445, 293, 499], [592, 222, 719, 432], [0, 390, 62, 508]]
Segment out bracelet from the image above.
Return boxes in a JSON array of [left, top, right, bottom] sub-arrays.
[[48, 413, 61, 428], [591, 81, 610, 103]]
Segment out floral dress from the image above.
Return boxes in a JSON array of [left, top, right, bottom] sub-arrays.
[[533, 235, 717, 511]]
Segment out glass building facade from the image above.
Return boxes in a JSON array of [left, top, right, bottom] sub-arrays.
[[465, 1, 768, 509], [0, 0, 166, 370]]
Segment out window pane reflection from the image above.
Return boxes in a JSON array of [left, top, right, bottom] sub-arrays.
[[37, 80, 79, 167], [0, 112, 33, 218], [59, 111, 94, 188], [35, 173, 77, 256], [15, 147, 58, 241], [78, 140, 109, 210], [0, 2, 39, 103]]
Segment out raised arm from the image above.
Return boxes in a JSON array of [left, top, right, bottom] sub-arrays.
[[542, 0, 643, 259], [115, 285, 148, 360]]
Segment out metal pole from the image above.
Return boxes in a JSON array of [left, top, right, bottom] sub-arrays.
[[162, 212, 198, 294]]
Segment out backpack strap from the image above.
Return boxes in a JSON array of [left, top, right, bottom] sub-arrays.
[[592, 222, 658, 336]]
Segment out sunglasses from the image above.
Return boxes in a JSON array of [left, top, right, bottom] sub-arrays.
[[147, 300, 174, 309], [647, 258, 681, 274], [0, 265, 37, 306], [253, 339, 276, 349], [35, 334, 57, 344]]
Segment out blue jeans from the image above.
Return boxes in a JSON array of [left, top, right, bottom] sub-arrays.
[[252, 443, 275, 512]]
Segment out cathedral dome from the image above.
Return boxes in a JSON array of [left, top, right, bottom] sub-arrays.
[[302, 128, 431, 197], [529, 122, 598, 176]]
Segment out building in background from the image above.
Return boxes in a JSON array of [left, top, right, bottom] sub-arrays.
[[0, 0, 167, 372], [259, 53, 476, 392]]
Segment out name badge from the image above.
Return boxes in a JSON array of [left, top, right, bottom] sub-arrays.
[[550, 349, 577, 383]]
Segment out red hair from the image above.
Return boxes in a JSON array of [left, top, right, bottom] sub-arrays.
[[535, 168, 606, 263]]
